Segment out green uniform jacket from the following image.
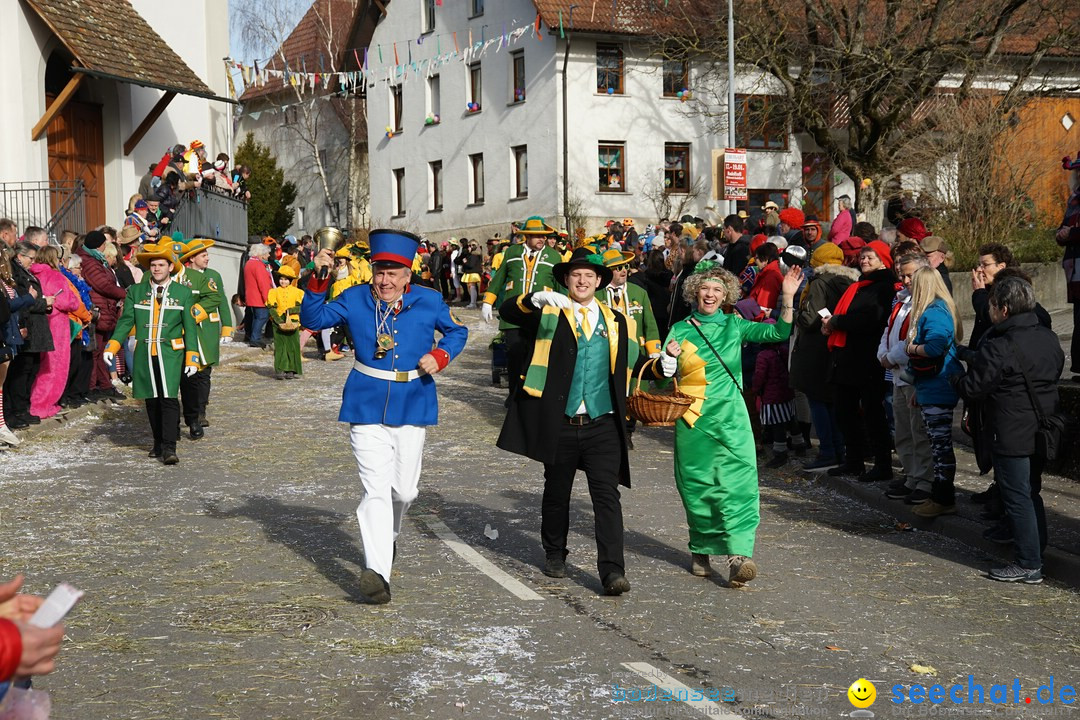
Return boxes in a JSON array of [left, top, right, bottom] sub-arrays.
[[106, 278, 200, 400], [482, 244, 562, 330], [176, 267, 224, 366], [603, 281, 661, 369]]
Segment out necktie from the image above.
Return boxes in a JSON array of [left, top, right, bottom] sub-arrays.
[[610, 287, 621, 308], [578, 307, 591, 339]]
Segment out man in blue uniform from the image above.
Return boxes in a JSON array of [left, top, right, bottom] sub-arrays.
[[301, 229, 468, 604]]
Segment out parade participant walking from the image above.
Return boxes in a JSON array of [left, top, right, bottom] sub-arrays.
[[655, 262, 803, 584], [481, 217, 562, 401], [176, 238, 225, 435], [497, 250, 633, 596], [267, 265, 304, 379], [104, 242, 200, 465], [300, 229, 468, 605]]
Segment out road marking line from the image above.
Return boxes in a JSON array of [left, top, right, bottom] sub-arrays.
[[619, 662, 740, 717], [423, 518, 544, 601]]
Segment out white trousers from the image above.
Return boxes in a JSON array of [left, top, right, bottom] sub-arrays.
[[349, 424, 426, 583]]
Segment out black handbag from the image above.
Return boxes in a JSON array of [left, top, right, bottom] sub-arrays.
[[1005, 336, 1066, 462]]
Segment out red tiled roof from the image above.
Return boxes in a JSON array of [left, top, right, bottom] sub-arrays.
[[532, 0, 683, 36], [23, 0, 222, 101], [239, 0, 364, 102]]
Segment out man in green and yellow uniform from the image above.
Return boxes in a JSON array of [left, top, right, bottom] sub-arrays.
[[601, 247, 661, 448], [481, 216, 563, 401], [104, 242, 200, 465], [176, 238, 226, 438]]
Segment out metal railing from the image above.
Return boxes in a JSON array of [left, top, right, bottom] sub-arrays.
[[0, 180, 86, 240], [170, 188, 249, 247]]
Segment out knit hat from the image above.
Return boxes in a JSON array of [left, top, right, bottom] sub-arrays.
[[810, 242, 844, 268], [83, 230, 107, 250], [749, 233, 768, 254], [865, 240, 894, 269], [897, 217, 929, 243], [778, 207, 805, 229]]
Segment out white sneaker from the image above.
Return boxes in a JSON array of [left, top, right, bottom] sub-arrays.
[[0, 426, 21, 447], [111, 378, 125, 389]]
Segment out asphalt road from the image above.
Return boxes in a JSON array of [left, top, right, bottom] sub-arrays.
[[1, 311, 1078, 720]]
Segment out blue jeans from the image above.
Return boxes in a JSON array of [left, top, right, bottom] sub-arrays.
[[994, 454, 1047, 570], [250, 307, 270, 345], [808, 398, 843, 460]]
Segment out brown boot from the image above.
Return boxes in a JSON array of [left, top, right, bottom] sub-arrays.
[[727, 555, 757, 584], [690, 553, 711, 577]]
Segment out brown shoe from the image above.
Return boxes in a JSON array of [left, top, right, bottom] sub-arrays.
[[912, 500, 956, 518], [324, 350, 345, 361], [690, 553, 711, 577], [728, 555, 757, 584], [360, 569, 391, 604]]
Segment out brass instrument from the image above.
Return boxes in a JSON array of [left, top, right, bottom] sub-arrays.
[[313, 226, 343, 279]]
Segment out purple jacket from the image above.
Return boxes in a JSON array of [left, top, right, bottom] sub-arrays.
[[752, 343, 794, 405]]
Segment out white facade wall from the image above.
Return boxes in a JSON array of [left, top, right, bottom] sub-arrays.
[[0, 0, 230, 229], [366, 0, 559, 242]]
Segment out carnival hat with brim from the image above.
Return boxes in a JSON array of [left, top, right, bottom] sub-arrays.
[[275, 264, 298, 279], [180, 238, 215, 263], [600, 247, 635, 269], [554, 248, 613, 289], [136, 241, 183, 275], [118, 225, 142, 245], [369, 228, 421, 267], [517, 216, 557, 235]]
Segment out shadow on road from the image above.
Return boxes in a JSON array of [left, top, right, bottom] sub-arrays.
[[201, 495, 368, 600]]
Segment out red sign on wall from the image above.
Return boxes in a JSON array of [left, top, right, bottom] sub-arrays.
[[723, 148, 747, 200]]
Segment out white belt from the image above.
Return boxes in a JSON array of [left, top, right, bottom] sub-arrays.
[[353, 361, 421, 382]]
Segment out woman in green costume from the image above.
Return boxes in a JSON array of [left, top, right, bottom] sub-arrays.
[[267, 265, 305, 379], [655, 262, 802, 584]]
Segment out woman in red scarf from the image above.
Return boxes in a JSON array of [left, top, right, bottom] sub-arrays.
[[821, 241, 898, 481]]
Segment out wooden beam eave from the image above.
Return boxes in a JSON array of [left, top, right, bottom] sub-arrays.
[[31, 72, 83, 141], [123, 91, 178, 156]]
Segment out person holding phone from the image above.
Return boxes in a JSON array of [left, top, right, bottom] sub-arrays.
[[0, 576, 66, 702]]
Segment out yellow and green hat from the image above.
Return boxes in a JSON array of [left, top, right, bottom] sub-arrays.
[[517, 216, 557, 235], [136, 241, 182, 275], [180, 238, 215, 264], [600, 247, 635, 268]]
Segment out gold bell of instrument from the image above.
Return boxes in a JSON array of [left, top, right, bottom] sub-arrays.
[[314, 226, 343, 254]]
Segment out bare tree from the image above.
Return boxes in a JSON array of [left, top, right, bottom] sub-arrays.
[[564, 182, 589, 237], [653, 0, 1078, 212], [640, 169, 705, 222]]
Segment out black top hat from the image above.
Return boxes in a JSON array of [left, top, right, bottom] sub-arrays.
[[553, 248, 614, 289]]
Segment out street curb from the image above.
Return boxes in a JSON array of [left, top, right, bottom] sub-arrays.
[[0, 342, 266, 448], [809, 469, 1080, 590]]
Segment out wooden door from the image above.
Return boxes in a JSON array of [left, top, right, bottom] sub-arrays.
[[46, 95, 106, 229], [802, 153, 831, 221]]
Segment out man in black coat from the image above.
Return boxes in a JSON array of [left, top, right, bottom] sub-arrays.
[[722, 214, 751, 275], [953, 277, 1064, 584], [497, 251, 633, 596]]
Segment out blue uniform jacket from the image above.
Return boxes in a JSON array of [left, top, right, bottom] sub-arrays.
[[300, 283, 468, 426]]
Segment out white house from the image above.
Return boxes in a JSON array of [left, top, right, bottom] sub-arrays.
[[0, 0, 246, 302], [363, 0, 845, 241]]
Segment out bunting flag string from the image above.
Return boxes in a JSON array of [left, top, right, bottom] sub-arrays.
[[227, 15, 551, 106]]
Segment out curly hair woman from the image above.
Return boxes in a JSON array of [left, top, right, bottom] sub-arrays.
[[653, 262, 802, 584]]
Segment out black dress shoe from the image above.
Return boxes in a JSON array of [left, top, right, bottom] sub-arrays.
[[162, 451, 179, 465], [26, 415, 41, 425], [149, 445, 162, 458], [859, 466, 893, 482], [359, 569, 391, 604], [603, 573, 631, 596], [542, 557, 567, 578], [9, 421, 29, 430], [189, 425, 204, 440], [197, 415, 209, 428], [827, 463, 863, 477]]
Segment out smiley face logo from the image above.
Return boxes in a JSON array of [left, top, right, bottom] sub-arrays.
[[848, 678, 876, 708]]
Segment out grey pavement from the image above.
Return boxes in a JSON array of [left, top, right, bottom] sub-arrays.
[[1, 313, 1079, 720]]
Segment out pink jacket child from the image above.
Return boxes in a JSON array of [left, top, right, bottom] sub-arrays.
[[752, 341, 795, 409], [29, 263, 79, 418]]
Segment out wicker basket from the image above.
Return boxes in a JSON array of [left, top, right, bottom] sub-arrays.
[[627, 359, 693, 427], [277, 319, 300, 332]]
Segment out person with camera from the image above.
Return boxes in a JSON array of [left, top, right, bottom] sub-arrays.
[[952, 276, 1064, 584]]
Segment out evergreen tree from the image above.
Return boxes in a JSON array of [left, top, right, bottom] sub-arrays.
[[234, 132, 297, 237]]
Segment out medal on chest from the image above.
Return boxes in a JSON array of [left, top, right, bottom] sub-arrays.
[[373, 291, 398, 359]]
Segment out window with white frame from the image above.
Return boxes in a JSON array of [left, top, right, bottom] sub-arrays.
[[469, 153, 484, 204], [429, 160, 443, 211], [511, 50, 525, 103], [392, 167, 405, 217], [426, 75, 441, 118], [598, 142, 626, 192], [468, 63, 482, 110], [470, 0, 483, 17], [390, 84, 403, 132], [512, 145, 528, 198], [422, 0, 435, 34]]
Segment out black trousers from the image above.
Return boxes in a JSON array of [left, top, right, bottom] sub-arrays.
[[73, 349, 93, 400], [503, 328, 526, 400], [834, 381, 891, 469], [542, 415, 625, 580], [145, 360, 180, 451], [4, 351, 40, 423], [180, 366, 212, 427], [61, 340, 83, 402]]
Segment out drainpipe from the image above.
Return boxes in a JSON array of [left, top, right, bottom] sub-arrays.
[[562, 6, 577, 234]]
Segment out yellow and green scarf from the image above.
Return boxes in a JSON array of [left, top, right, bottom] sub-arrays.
[[522, 302, 626, 398]]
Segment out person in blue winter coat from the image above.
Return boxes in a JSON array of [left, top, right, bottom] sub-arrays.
[[300, 229, 468, 605], [904, 266, 963, 519]]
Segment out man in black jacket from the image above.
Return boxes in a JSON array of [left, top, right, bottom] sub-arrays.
[[953, 277, 1064, 584], [497, 251, 632, 596], [722, 214, 751, 275]]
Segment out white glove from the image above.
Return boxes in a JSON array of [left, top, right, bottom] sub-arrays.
[[531, 291, 572, 309], [660, 353, 678, 377], [184, 366, 198, 377], [481, 303, 494, 324], [220, 336, 233, 344], [102, 351, 114, 366]]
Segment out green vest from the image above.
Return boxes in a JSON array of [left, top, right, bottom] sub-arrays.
[[565, 312, 613, 418]]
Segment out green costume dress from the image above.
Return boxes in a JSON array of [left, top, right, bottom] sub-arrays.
[[267, 285, 304, 375], [482, 243, 562, 329], [665, 311, 791, 557], [105, 278, 199, 399]]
